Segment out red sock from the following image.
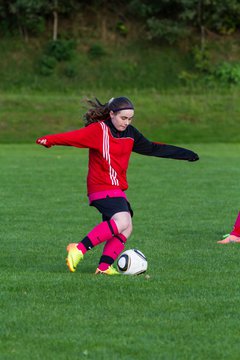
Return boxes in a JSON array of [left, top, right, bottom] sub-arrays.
[[230, 212, 240, 237], [77, 219, 119, 254], [98, 234, 127, 271]]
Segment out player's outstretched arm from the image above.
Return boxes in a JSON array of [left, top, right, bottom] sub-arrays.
[[132, 128, 199, 161], [151, 143, 199, 161], [36, 123, 101, 149]]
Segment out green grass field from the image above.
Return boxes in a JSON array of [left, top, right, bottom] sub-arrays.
[[1, 143, 240, 359]]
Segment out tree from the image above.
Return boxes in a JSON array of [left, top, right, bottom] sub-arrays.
[[0, 0, 46, 39], [43, 0, 83, 41], [127, 0, 240, 43]]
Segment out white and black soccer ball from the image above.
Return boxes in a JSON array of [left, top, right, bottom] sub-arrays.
[[117, 249, 148, 275]]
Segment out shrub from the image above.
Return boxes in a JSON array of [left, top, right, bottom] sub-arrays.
[[116, 21, 128, 36], [147, 18, 189, 44], [38, 55, 57, 76], [214, 62, 240, 84], [88, 44, 106, 59], [44, 39, 76, 61], [63, 63, 78, 78], [192, 46, 212, 73]]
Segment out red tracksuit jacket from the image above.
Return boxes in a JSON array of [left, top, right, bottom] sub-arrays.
[[36, 118, 199, 195]]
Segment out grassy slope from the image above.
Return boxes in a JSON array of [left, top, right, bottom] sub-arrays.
[[0, 38, 190, 92], [1, 38, 239, 144], [0, 91, 240, 144], [1, 144, 240, 359]]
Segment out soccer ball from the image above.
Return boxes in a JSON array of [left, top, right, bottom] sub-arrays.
[[117, 249, 148, 275]]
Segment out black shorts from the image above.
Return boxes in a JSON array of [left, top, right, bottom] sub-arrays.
[[91, 196, 133, 221]]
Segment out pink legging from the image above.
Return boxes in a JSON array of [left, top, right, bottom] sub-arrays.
[[230, 212, 240, 237]]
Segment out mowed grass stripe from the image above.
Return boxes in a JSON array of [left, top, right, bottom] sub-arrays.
[[1, 91, 240, 143]]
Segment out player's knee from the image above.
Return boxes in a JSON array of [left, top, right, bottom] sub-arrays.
[[112, 212, 132, 234], [122, 222, 133, 238]]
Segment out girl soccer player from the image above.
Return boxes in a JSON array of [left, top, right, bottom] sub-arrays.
[[218, 212, 240, 243], [36, 97, 199, 275]]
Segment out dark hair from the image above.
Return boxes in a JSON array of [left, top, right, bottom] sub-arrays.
[[83, 97, 134, 126]]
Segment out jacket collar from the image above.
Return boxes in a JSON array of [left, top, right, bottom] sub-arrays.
[[104, 118, 124, 138]]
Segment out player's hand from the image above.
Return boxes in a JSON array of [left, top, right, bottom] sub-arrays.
[[36, 138, 51, 148], [188, 153, 199, 162]]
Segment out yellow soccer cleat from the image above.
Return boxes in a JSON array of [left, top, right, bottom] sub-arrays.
[[95, 265, 120, 275], [66, 243, 84, 272]]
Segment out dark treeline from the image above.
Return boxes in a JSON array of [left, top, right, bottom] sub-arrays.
[[0, 0, 240, 44], [1, 0, 240, 89]]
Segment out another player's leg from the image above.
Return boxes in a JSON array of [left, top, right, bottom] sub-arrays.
[[218, 212, 240, 244]]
